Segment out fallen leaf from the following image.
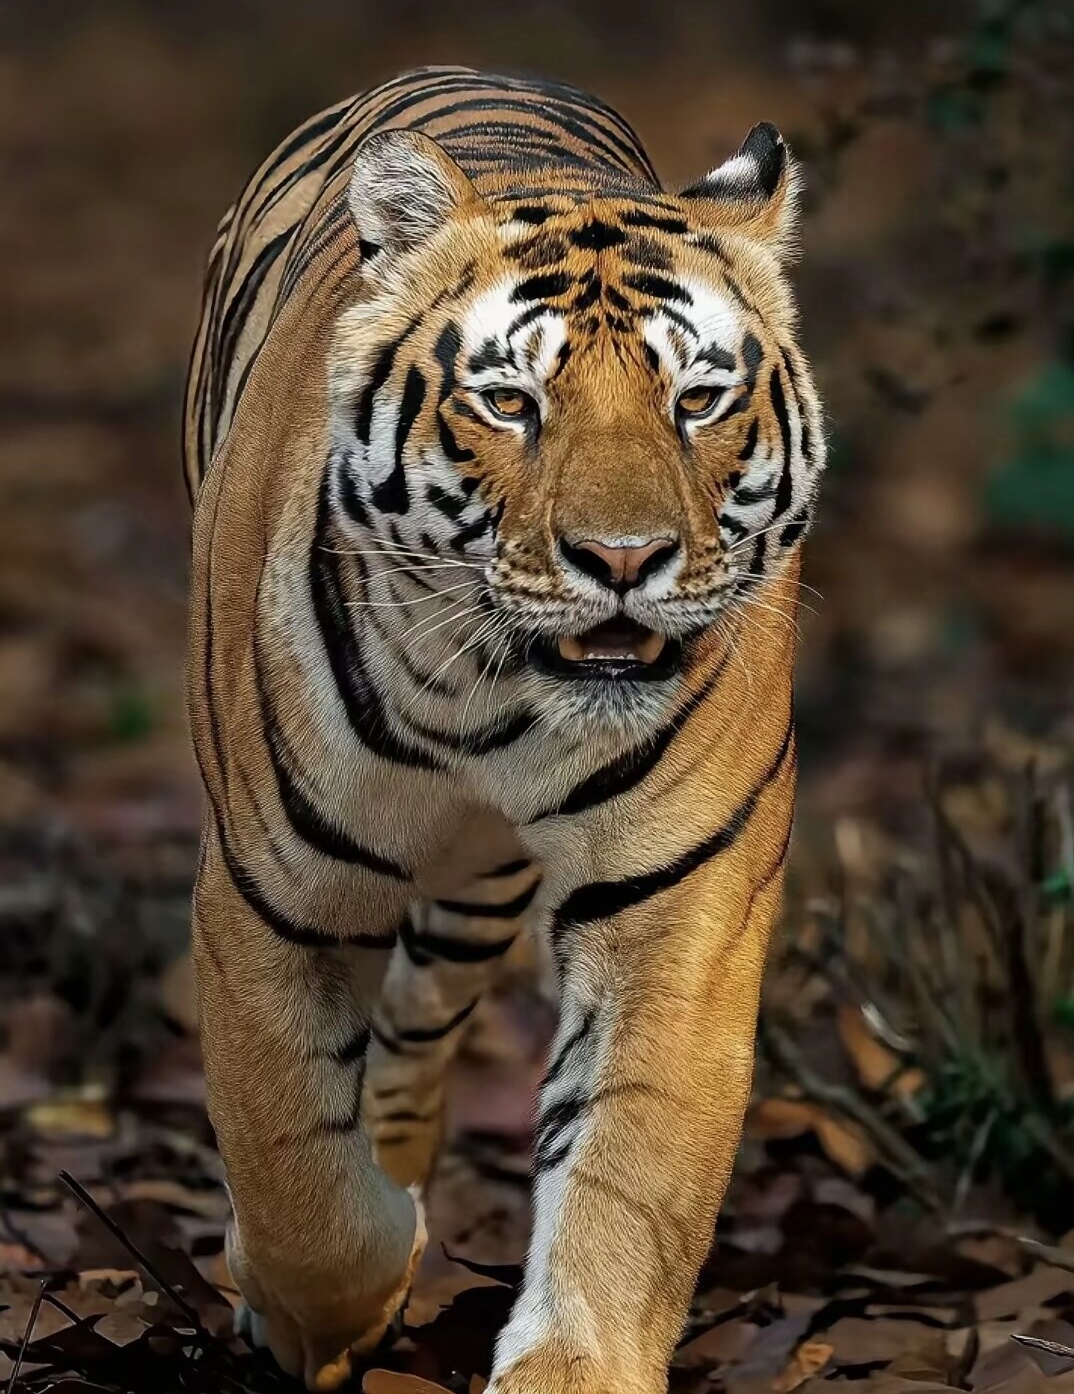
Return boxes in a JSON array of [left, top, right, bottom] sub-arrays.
[[676, 1317, 758, 1369], [826, 1317, 947, 1365], [24, 1096, 115, 1140], [363, 1373, 452, 1393], [836, 1005, 925, 1098], [775, 1339, 834, 1391], [975, 1266, 1074, 1322], [749, 1099, 877, 1176], [110, 1178, 228, 1220]]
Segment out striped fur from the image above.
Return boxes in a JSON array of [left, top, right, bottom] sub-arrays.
[[184, 66, 823, 1393]]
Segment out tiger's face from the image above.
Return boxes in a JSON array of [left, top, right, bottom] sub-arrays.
[[331, 126, 823, 731]]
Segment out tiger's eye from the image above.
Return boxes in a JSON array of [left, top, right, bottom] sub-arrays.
[[485, 387, 532, 419], [677, 386, 722, 418]]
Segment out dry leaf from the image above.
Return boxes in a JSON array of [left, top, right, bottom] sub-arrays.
[[751, 1098, 877, 1176], [775, 1340, 834, 1391], [363, 1373, 451, 1394], [827, 1317, 944, 1364], [836, 1005, 925, 1098], [111, 1179, 228, 1220], [24, 1096, 115, 1140], [676, 1317, 758, 1369], [976, 1266, 1074, 1322]]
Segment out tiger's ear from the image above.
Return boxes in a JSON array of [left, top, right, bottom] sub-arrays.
[[680, 123, 800, 259], [348, 129, 478, 259]]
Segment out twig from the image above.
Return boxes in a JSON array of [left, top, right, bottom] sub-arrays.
[[58, 1169, 204, 1332], [1012, 1333, 1074, 1361], [6, 1281, 45, 1394], [953, 1108, 997, 1217], [759, 1018, 942, 1206]]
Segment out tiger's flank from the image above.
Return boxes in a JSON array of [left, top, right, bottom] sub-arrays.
[[183, 65, 824, 1394]]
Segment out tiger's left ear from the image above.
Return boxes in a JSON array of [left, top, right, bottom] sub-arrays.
[[348, 129, 479, 259], [680, 123, 800, 260]]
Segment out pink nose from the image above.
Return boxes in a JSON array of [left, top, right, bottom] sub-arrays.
[[559, 535, 679, 593]]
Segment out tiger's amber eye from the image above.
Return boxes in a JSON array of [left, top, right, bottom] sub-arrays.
[[677, 386, 722, 418], [490, 390, 527, 415], [485, 387, 532, 419]]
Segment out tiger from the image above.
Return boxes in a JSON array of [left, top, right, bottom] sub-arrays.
[[183, 64, 823, 1394]]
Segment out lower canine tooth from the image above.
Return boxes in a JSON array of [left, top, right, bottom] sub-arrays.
[[636, 632, 667, 664], [557, 635, 586, 662]]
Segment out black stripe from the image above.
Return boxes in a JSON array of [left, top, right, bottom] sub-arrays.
[[400, 916, 518, 966], [532, 1135, 575, 1174], [400, 705, 534, 757], [621, 209, 689, 234], [622, 273, 692, 305], [215, 818, 391, 949], [771, 368, 794, 518], [450, 510, 493, 554], [395, 998, 479, 1043], [372, 364, 425, 514], [331, 1026, 372, 1064], [542, 1010, 597, 1089], [378, 1108, 438, 1124], [309, 479, 445, 771], [734, 477, 776, 506], [554, 713, 795, 933], [531, 659, 725, 821], [435, 880, 539, 920], [209, 229, 293, 439], [534, 1092, 587, 1164], [251, 601, 412, 878], [506, 303, 551, 340], [779, 510, 810, 547], [481, 858, 533, 879], [338, 457, 372, 527], [355, 315, 421, 445], [511, 272, 572, 302]]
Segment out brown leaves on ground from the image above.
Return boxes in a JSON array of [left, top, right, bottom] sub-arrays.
[[5, 1001, 1074, 1394]]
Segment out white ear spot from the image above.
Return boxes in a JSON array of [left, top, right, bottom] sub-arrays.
[[348, 129, 476, 258], [680, 123, 800, 257]]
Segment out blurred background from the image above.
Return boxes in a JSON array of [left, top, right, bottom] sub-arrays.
[[2, 3, 1074, 1389]]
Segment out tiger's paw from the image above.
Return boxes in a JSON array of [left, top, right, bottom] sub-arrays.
[[229, 1189, 427, 1390], [487, 1345, 658, 1394]]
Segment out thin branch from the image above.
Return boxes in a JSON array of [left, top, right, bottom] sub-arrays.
[[58, 1169, 204, 1332], [759, 1018, 942, 1207], [6, 1281, 45, 1394]]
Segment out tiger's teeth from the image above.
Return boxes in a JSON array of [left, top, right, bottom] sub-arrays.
[[634, 630, 667, 664], [557, 630, 667, 664]]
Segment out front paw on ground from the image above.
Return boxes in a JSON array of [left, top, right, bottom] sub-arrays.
[[231, 1194, 427, 1390]]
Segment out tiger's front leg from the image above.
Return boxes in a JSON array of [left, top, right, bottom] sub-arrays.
[[193, 829, 426, 1391], [489, 719, 796, 1394]]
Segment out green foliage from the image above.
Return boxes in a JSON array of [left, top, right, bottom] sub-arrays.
[[107, 685, 155, 744], [986, 361, 1074, 539]]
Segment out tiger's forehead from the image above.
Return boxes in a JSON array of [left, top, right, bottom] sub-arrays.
[[452, 196, 753, 381]]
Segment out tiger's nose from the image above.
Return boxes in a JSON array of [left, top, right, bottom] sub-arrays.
[[559, 535, 680, 594]]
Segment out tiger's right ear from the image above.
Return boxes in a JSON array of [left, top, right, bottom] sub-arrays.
[[679, 123, 800, 260], [348, 129, 478, 260]]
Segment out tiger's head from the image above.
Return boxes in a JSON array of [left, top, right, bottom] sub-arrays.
[[330, 124, 824, 732]]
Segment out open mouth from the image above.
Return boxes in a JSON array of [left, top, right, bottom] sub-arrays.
[[530, 617, 682, 681]]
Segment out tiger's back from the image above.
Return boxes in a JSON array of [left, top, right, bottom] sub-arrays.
[[185, 66, 662, 496]]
